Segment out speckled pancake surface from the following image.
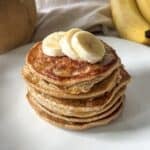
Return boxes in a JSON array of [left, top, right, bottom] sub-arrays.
[[26, 42, 121, 87]]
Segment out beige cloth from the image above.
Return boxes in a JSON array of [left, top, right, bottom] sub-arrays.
[[33, 0, 117, 41]]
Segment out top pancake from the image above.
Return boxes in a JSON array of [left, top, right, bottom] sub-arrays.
[[26, 41, 121, 86]]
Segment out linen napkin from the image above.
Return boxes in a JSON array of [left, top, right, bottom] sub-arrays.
[[33, 0, 118, 41]]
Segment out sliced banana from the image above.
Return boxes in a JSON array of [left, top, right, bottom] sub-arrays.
[[42, 32, 65, 56], [71, 31, 105, 64], [59, 28, 81, 60], [42, 28, 106, 64]]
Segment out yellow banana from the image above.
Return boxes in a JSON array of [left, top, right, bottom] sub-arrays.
[[111, 0, 150, 44], [136, 0, 150, 23]]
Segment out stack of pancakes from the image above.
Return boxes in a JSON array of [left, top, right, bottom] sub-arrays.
[[22, 42, 131, 130]]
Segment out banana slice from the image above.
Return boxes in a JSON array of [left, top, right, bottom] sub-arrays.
[[42, 32, 65, 56], [59, 28, 81, 60], [71, 31, 105, 64]]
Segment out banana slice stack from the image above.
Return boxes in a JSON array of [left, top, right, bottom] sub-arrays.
[[42, 28, 105, 64], [111, 0, 150, 45]]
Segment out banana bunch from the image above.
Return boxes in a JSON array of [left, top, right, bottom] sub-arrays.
[[42, 28, 105, 64], [111, 0, 150, 44]]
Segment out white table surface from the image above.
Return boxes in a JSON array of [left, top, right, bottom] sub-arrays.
[[0, 36, 150, 150]]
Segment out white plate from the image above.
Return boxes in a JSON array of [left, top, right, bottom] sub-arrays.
[[0, 37, 150, 150]]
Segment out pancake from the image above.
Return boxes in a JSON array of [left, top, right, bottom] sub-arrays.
[[27, 68, 129, 119], [22, 38, 131, 130], [27, 94, 123, 130], [26, 42, 121, 88], [22, 65, 121, 99], [28, 84, 126, 117], [27, 92, 124, 123], [27, 67, 130, 107], [23, 63, 121, 95]]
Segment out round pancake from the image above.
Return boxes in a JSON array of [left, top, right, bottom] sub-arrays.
[[28, 84, 126, 117], [27, 94, 123, 130], [23, 64, 121, 95], [26, 42, 121, 87], [22, 65, 121, 99], [27, 92, 124, 123], [27, 67, 130, 110]]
